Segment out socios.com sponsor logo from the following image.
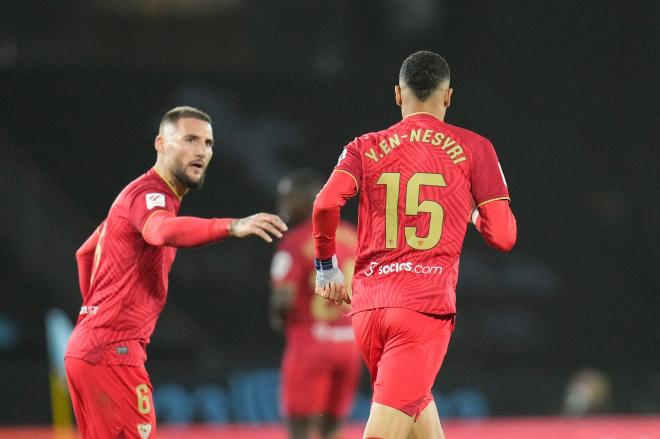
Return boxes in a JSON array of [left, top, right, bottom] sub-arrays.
[[363, 261, 443, 277]]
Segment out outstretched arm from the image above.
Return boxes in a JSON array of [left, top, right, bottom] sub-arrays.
[[142, 211, 287, 247], [471, 199, 517, 252], [313, 170, 358, 304]]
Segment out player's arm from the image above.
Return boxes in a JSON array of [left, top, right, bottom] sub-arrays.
[[141, 211, 287, 247], [312, 170, 358, 304], [269, 284, 296, 331], [75, 223, 103, 299], [470, 199, 517, 252], [469, 138, 517, 252]]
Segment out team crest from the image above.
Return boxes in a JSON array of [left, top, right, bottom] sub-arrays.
[[145, 193, 166, 210], [137, 423, 152, 439]]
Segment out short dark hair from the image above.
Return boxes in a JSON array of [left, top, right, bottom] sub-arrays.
[[399, 51, 450, 101], [159, 106, 211, 131]]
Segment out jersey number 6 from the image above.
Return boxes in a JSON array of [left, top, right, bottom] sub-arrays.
[[376, 172, 446, 250], [135, 384, 151, 415]]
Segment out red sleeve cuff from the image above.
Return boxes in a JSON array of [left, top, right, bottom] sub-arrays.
[[210, 218, 233, 241]]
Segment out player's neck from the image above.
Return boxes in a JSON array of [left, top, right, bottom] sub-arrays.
[[401, 105, 446, 121], [153, 164, 187, 198], [400, 89, 448, 121]]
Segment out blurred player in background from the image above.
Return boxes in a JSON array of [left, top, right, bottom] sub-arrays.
[[65, 106, 287, 439], [313, 51, 517, 439], [270, 169, 362, 439]]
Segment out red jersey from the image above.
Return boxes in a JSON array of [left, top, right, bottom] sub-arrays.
[[271, 219, 357, 346], [335, 112, 510, 315], [66, 168, 181, 365]]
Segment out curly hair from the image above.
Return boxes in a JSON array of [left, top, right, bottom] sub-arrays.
[[399, 51, 450, 101]]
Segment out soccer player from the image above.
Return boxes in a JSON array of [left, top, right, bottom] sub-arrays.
[[64, 106, 288, 439], [312, 51, 517, 439], [269, 169, 362, 439]]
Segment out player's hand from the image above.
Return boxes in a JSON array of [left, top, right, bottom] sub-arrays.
[[315, 281, 349, 305], [228, 213, 288, 243], [314, 255, 350, 304]]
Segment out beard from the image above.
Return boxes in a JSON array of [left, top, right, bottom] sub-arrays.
[[174, 166, 207, 190]]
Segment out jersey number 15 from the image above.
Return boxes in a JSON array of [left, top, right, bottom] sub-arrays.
[[376, 172, 446, 250]]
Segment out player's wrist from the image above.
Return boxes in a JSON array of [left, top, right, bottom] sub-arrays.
[[315, 255, 340, 271], [315, 255, 344, 287], [227, 218, 238, 237], [210, 218, 234, 240]]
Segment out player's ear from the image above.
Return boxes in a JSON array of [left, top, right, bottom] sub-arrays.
[[395, 85, 402, 107], [155, 135, 165, 154], [445, 88, 453, 108]]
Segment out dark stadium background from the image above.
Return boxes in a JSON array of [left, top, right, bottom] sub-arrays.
[[1, 0, 659, 426]]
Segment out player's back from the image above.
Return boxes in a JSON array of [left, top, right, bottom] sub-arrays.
[[336, 113, 509, 315]]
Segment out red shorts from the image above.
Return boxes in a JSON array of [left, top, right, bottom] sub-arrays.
[[65, 357, 156, 439], [352, 308, 454, 418], [281, 340, 362, 418]]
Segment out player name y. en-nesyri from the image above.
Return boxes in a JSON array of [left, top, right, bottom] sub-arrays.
[[364, 128, 467, 165]]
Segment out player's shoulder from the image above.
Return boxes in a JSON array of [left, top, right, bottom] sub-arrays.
[[344, 130, 379, 151], [344, 119, 411, 153], [129, 168, 167, 192], [276, 220, 311, 251], [442, 121, 494, 151], [374, 118, 410, 139], [111, 169, 170, 210], [126, 169, 173, 199], [274, 221, 315, 266]]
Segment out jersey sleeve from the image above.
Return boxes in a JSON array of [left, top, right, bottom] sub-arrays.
[[313, 171, 358, 259], [470, 139, 510, 207], [474, 199, 517, 252], [334, 137, 363, 191], [127, 189, 178, 233]]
